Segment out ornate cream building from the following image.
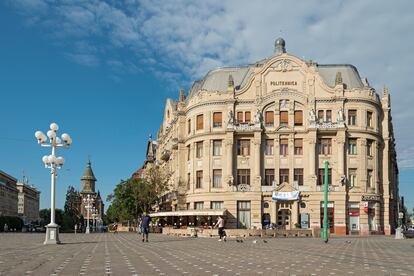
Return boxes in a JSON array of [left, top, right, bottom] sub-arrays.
[[151, 38, 399, 235]]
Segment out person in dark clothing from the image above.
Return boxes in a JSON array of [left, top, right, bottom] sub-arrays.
[[141, 212, 151, 242]]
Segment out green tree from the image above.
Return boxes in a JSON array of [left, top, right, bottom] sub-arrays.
[[63, 185, 81, 230], [39, 208, 65, 228], [105, 165, 170, 223]]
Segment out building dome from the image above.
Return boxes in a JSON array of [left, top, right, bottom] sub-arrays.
[[275, 37, 285, 47], [274, 37, 286, 55]]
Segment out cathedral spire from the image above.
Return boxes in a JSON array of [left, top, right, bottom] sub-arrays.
[[81, 159, 97, 193]]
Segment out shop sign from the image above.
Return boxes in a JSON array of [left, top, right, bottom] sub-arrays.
[[349, 211, 360, 216], [361, 195, 381, 201], [272, 191, 299, 200]]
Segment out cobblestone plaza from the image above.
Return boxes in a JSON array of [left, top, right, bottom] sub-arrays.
[[1, 233, 414, 275]]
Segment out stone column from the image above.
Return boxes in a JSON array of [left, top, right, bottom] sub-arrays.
[[252, 131, 262, 189], [307, 132, 317, 186], [205, 139, 211, 192], [336, 134, 345, 182], [292, 201, 299, 228], [225, 134, 234, 188], [358, 138, 367, 191]]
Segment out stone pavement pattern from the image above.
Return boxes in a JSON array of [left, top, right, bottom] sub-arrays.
[[1, 233, 414, 275]]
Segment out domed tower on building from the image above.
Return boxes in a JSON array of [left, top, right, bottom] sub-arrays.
[[79, 160, 104, 224]]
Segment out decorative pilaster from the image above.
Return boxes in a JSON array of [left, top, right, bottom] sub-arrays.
[[252, 134, 262, 188]]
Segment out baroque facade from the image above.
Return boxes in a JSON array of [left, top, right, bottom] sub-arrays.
[[151, 38, 399, 235]]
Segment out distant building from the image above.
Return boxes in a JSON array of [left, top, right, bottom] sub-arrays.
[[16, 182, 40, 224], [147, 38, 399, 236], [0, 170, 18, 217], [78, 161, 104, 222]]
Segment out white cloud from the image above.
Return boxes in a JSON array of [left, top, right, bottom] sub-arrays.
[[4, 0, 414, 167]]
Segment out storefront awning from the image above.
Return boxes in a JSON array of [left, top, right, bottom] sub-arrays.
[[149, 209, 227, 217]]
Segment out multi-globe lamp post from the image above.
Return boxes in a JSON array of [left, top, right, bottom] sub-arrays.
[[35, 123, 72, 245], [83, 194, 94, 234]]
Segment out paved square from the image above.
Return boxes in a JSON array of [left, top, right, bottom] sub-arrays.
[[1, 233, 414, 275]]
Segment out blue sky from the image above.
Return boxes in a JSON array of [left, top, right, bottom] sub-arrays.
[[0, 0, 413, 212]]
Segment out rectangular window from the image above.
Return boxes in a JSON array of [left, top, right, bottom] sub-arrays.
[[279, 169, 289, 184], [265, 111, 274, 127], [194, 201, 204, 210], [294, 110, 303, 126], [265, 139, 274, 155], [367, 111, 373, 128], [348, 139, 357, 155], [196, 114, 204, 130], [280, 111, 288, 125], [187, 173, 191, 190], [237, 169, 250, 185], [318, 168, 332, 185], [196, 141, 203, 158], [367, 140, 373, 157], [188, 119, 191, 134], [318, 110, 324, 123], [279, 138, 288, 156], [213, 112, 222, 128], [318, 138, 332, 155], [264, 169, 275, 186], [245, 111, 251, 123], [294, 168, 304, 186], [211, 201, 223, 209], [326, 110, 332, 123], [196, 171, 203, 189], [237, 140, 250, 156], [213, 140, 222, 156], [367, 170, 373, 188], [187, 145, 191, 161], [212, 169, 222, 188], [348, 110, 357, 126], [348, 169, 357, 187], [294, 139, 303, 155], [237, 112, 243, 123]]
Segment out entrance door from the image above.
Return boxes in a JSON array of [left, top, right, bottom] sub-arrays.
[[277, 209, 291, 229], [237, 201, 251, 229]]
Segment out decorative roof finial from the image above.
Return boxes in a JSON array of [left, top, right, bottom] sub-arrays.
[[179, 88, 186, 102], [335, 72, 343, 85], [382, 84, 388, 97], [274, 37, 286, 55], [228, 74, 234, 88]]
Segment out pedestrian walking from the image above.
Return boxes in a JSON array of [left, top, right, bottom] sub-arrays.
[[113, 222, 118, 234], [141, 212, 151, 242], [214, 216, 226, 241]]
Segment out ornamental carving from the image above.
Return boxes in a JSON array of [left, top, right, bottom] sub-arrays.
[[274, 60, 293, 72]]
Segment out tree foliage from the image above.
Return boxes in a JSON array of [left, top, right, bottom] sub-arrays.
[[105, 165, 170, 223], [63, 185, 82, 229]]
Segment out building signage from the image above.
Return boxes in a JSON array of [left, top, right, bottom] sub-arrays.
[[270, 81, 297, 86], [272, 191, 299, 200], [361, 195, 381, 201]]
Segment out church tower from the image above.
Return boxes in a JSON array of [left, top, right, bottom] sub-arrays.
[[81, 160, 97, 193]]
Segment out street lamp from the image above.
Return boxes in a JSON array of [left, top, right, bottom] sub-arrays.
[[35, 123, 72, 245], [83, 194, 94, 234]]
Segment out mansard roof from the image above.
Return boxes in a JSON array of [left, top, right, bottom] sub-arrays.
[[186, 39, 365, 99]]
